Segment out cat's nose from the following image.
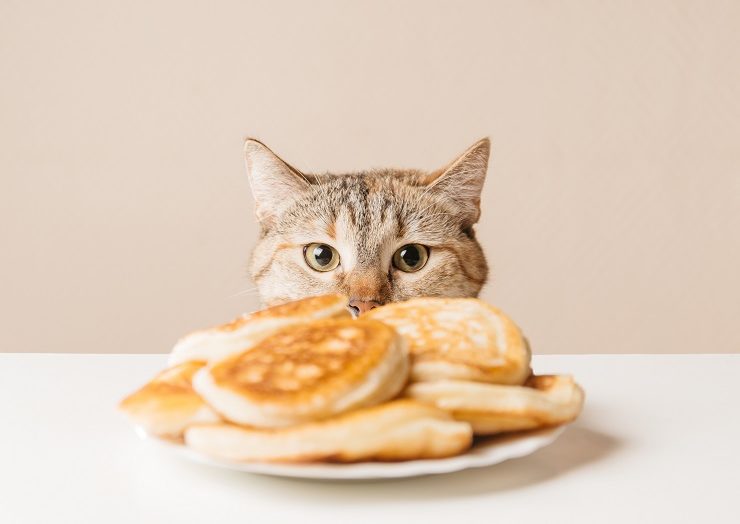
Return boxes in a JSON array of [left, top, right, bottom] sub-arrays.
[[348, 299, 380, 316]]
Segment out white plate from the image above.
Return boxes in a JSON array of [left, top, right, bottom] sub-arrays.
[[136, 425, 566, 480]]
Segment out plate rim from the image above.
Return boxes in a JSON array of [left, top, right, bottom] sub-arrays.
[[135, 425, 566, 480]]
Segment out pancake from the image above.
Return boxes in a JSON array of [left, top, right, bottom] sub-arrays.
[[405, 374, 584, 435], [184, 399, 472, 463], [119, 361, 220, 438], [168, 294, 351, 366], [365, 297, 531, 384], [192, 318, 409, 428]]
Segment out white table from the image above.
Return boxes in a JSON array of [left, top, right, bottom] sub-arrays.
[[1, 354, 738, 524]]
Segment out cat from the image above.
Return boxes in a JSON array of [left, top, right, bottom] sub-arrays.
[[245, 138, 490, 316]]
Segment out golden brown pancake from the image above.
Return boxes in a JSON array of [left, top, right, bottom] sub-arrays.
[[192, 318, 409, 428], [168, 294, 351, 366], [365, 297, 531, 384], [119, 361, 220, 438], [405, 374, 584, 435], [184, 399, 472, 463]]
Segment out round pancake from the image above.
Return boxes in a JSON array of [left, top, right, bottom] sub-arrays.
[[192, 318, 409, 428], [119, 361, 220, 438], [184, 399, 472, 463], [365, 297, 531, 384], [168, 294, 351, 366], [405, 374, 584, 435]]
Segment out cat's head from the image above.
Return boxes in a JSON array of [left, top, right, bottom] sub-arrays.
[[245, 138, 490, 315]]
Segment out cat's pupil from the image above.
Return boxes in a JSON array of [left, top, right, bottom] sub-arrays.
[[313, 245, 333, 266], [400, 245, 421, 267]]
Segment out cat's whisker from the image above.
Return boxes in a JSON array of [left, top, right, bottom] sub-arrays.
[[314, 174, 330, 199], [230, 287, 260, 298], [415, 213, 455, 222], [410, 201, 445, 220], [416, 181, 437, 200], [292, 160, 327, 195], [298, 169, 330, 200]]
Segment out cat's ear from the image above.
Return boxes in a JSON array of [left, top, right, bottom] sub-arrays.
[[244, 139, 311, 225], [426, 138, 490, 225]]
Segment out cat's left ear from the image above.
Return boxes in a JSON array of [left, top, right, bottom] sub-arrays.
[[426, 138, 490, 225], [244, 138, 311, 226]]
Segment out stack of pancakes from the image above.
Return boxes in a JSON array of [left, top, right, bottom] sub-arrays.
[[120, 294, 584, 463]]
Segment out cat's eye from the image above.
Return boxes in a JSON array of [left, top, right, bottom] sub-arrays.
[[303, 243, 340, 272], [392, 244, 429, 273]]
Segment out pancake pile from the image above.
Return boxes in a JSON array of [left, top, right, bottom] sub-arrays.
[[186, 400, 471, 463], [192, 318, 409, 427], [405, 374, 584, 435], [120, 294, 584, 463], [365, 298, 532, 384], [168, 293, 350, 366], [119, 361, 220, 438]]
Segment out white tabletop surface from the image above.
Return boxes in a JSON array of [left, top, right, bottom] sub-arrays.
[[1, 353, 738, 524]]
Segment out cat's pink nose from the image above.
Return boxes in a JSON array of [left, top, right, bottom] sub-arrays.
[[348, 299, 380, 316]]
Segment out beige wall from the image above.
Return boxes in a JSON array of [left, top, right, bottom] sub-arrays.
[[2, 1, 739, 355]]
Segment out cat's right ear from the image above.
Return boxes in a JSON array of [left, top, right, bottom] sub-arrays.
[[425, 138, 491, 226], [244, 139, 310, 225]]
